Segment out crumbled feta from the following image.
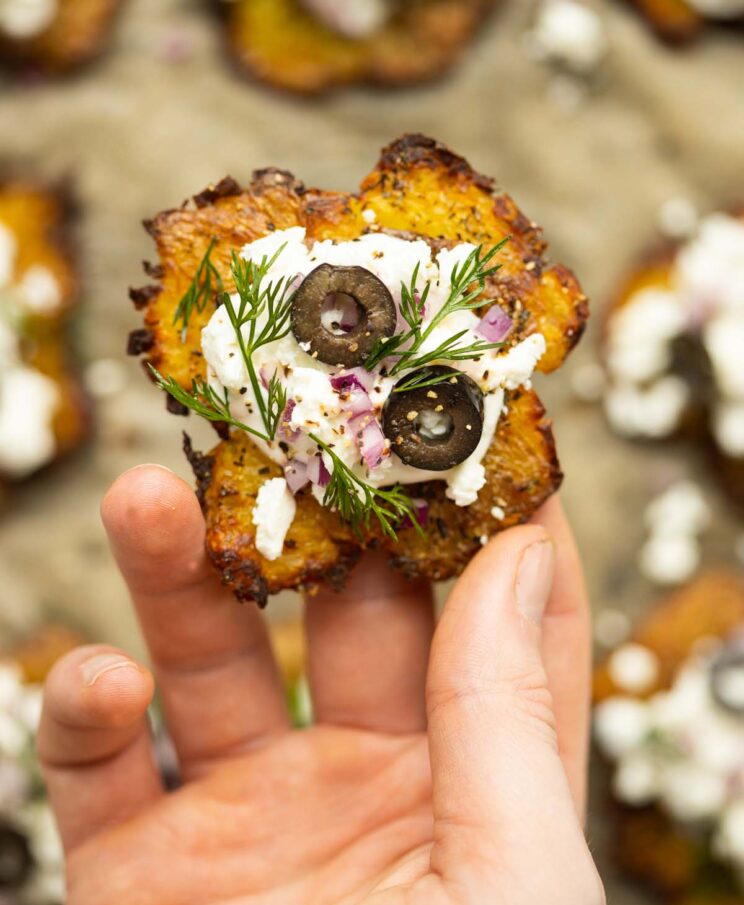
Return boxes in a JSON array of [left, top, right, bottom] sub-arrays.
[[18, 264, 61, 314], [528, 0, 608, 74], [252, 478, 296, 561], [0, 0, 57, 39], [608, 643, 660, 694], [202, 228, 546, 511], [657, 197, 699, 240], [594, 697, 652, 759]]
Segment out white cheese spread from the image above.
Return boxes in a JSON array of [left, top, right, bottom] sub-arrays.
[[528, 0, 608, 74], [202, 227, 546, 535], [251, 477, 297, 561]]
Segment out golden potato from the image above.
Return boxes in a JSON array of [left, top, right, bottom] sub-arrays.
[[216, 0, 499, 93], [130, 134, 588, 603]]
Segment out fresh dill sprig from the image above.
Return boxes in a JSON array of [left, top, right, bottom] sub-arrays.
[[309, 434, 425, 541], [221, 246, 295, 440], [148, 365, 272, 442], [173, 237, 223, 342], [364, 239, 510, 381]]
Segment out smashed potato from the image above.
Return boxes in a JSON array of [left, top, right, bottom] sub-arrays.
[[625, 0, 744, 42], [130, 134, 587, 604], [216, 0, 499, 93], [0, 180, 88, 482], [0, 0, 122, 73]]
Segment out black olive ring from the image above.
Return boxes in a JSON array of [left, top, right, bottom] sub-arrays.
[[290, 264, 397, 368], [382, 366, 485, 471]]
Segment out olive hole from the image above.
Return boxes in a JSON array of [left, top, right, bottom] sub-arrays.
[[416, 409, 454, 444], [320, 292, 362, 336]]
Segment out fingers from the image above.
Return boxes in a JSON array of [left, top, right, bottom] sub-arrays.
[[427, 524, 588, 879], [38, 645, 162, 853], [101, 465, 289, 778], [533, 497, 592, 818], [305, 552, 434, 732]]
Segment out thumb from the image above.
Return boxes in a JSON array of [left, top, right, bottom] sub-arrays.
[[427, 524, 589, 889]]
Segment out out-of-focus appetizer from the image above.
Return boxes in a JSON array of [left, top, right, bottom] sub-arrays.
[[0, 180, 88, 484], [0, 626, 80, 905], [594, 571, 744, 904], [624, 0, 744, 43], [216, 0, 499, 94], [0, 0, 122, 73], [602, 210, 744, 506], [128, 134, 588, 606]]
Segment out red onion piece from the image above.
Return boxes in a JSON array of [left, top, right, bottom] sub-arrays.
[[476, 305, 512, 343], [307, 454, 331, 487], [402, 499, 429, 530], [351, 412, 387, 470], [285, 459, 309, 494], [278, 399, 300, 442]]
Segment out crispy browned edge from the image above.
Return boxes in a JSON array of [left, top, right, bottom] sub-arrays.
[[0, 175, 90, 482], [604, 208, 744, 508], [128, 133, 587, 603], [625, 0, 744, 42], [593, 572, 744, 901], [214, 0, 500, 95], [0, 0, 122, 73]]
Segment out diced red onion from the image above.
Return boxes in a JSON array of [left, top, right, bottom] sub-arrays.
[[402, 499, 429, 530], [307, 454, 331, 487], [351, 412, 387, 470], [259, 366, 271, 390], [284, 459, 309, 494], [278, 399, 300, 442], [476, 306, 512, 343]]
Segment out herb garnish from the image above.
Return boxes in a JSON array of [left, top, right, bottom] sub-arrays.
[[309, 434, 424, 540], [173, 237, 223, 342], [364, 239, 510, 391]]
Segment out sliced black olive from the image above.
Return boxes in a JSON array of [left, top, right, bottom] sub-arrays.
[[291, 264, 396, 367], [0, 821, 33, 890], [710, 641, 744, 716], [382, 366, 484, 471]]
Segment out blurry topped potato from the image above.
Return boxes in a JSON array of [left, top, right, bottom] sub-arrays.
[[594, 572, 744, 904], [0, 0, 122, 73], [0, 179, 88, 484], [216, 0, 499, 93]]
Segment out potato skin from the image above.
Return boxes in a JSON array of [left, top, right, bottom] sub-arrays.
[[604, 210, 744, 508], [215, 0, 499, 94], [130, 134, 588, 602], [594, 573, 744, 901], [0, 0, 122, 73], [0, 180, 89, 481]]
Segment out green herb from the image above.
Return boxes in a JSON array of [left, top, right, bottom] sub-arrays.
[[364, 239, 510, 380], [221, 247, 294, 440], [309, 434, 424, 541], [173, 237, 223, 342], [148, 365, 272, 442]]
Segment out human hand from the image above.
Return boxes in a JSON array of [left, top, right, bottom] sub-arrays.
[[38, 465, 604, 905]]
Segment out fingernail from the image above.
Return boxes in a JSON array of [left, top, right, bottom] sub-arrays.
[[81, 654, 142, 687], [515, 539, 555, 626]]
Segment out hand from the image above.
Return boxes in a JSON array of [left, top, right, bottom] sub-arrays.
[[38, 465, 604, 905]]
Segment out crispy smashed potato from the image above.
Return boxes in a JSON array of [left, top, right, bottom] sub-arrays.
[[605, 210, 744, 508], [0, 0, 122, 73], [7, 624, 83, 684], [130, 134, 587, 604], [625, 0, 744, 42], [216, 0, 499, 93], [0, 180, 88, 481], [594, 572, 744, 901]]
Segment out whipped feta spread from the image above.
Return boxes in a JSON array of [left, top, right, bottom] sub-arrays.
[[604, 214, 744, 457], [0, 220, 61, 478], [595, 638, 744, 875], [299, 0, 392, 39], [0, 0, 57, 39], [202, 227, 546, 558]]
